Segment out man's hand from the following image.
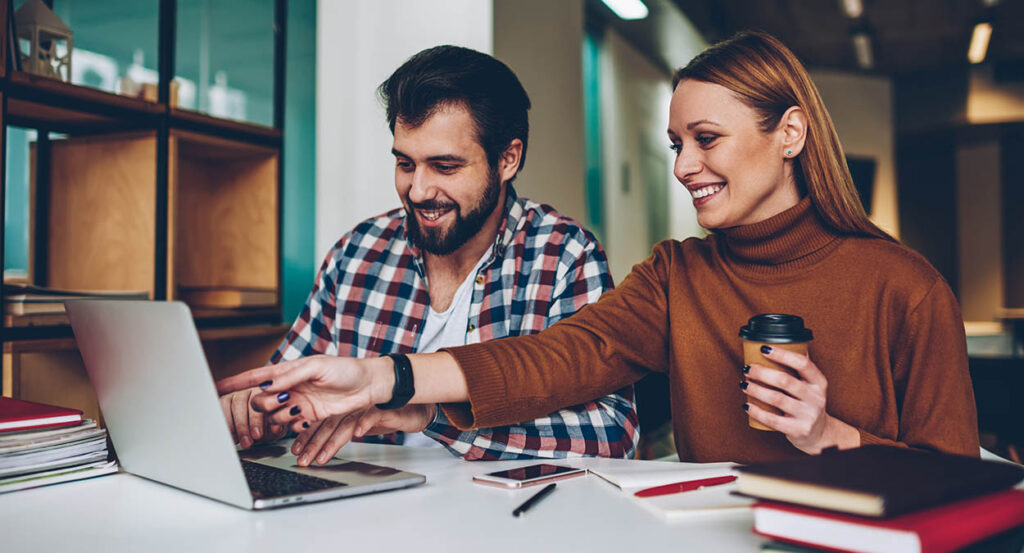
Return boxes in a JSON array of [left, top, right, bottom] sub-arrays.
[[290, 404, 438, 466], [218, 387, 287, 448], [215, 354, 394, 433]]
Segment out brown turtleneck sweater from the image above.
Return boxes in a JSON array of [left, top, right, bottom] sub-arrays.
[[441, 198, 979, 463]]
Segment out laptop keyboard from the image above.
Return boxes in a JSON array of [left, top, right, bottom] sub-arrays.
[[241, 460, 347, 499]]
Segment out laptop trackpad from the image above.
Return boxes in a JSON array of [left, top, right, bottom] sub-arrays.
[[239, 443, 404, 486]]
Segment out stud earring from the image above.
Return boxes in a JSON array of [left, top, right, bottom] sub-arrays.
[[785, 149, 793, 157]]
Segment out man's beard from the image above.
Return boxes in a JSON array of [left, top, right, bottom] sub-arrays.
[[405, 168, 502, 256]]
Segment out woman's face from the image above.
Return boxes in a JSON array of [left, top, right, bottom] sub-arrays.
[[668, 79, 801, 229]]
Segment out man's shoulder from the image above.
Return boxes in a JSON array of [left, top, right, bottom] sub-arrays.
[[510, 196, 601, 249], [326, 208, 408, 263]]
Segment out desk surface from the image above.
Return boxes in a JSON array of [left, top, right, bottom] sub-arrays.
[[0, 442, 765, 553]]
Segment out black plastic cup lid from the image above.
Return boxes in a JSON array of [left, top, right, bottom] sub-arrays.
[[739, 313, 813, 343]]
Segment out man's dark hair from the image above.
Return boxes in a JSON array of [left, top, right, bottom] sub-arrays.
[[378, 45, 531, 179]]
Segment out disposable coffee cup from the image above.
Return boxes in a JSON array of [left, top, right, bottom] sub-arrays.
[[739, 314, 813, 431]]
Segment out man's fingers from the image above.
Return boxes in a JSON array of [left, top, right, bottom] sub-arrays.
[[230, 391, 253, 448], [220, 395, 238, 444], [248, 390, 265, 441]]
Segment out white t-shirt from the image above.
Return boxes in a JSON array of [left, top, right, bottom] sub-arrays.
[[402, 248, 491, 448]]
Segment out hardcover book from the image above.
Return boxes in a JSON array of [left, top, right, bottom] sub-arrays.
[[752, 489, 1024, 553], [735, 445, 1024, 517], [0, 397, 83, 433]]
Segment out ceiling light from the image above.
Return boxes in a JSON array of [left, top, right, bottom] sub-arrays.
[[852, 32, 873, 69], [601, 0, 649, 20], [968, 22, 992, 64], [840, 0, 863, 18]]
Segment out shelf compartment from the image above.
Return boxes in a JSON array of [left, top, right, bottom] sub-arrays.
[[5, 71, 163, 133], [45, 131, 158, 297], [169, 107, 281, 147], [169, 130, 279, 318]]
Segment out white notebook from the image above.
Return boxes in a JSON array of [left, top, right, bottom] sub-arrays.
[[575, 458, 753, 521]]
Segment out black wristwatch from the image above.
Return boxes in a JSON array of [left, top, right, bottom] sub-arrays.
[[375, 353, 416, 410]]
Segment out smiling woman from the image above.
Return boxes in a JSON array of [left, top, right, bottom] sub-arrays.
[[668, 80, 804, 229], [219, 31, 980, 465]]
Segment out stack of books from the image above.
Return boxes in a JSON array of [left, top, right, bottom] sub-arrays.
[[0, 397, 118, 493], [736, 445, 1024, 553]]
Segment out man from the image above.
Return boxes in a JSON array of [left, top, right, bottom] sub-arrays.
[[221, 45, 638, 464]]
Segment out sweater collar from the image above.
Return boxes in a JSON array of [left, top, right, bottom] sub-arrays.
[[719, 197, 841, 269]]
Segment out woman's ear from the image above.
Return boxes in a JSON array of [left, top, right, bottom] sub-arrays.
[[779, 106, 807, 159]]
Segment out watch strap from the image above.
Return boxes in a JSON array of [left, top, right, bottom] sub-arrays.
[[375, 353, 415, 410]]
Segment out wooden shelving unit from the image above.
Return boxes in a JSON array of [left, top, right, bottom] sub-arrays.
[[0, 0, 290, 416]]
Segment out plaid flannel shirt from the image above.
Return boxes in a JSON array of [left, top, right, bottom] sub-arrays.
[[272, 186, 639, 460]]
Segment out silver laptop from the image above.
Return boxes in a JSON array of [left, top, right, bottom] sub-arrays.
[[66, 299, 425, 510]]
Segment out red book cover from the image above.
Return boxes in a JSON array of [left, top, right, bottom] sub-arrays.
[[0, 397, 83, 432], [752, 488, 1024, 553]]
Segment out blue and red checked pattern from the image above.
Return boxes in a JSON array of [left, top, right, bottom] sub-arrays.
[[271, 187, 639, 460]]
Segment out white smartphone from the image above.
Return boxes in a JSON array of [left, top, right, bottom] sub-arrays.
[[472, 463, 587, 489]]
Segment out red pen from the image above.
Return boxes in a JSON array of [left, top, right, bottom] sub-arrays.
[[633, 475, 738, 498]]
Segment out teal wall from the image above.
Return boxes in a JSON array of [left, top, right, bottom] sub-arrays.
[[3, 128, 33, 278], [282, 0, 317, 322], [582, 28, 605, 242]]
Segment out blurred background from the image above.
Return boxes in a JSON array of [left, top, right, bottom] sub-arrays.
[[4, 0, 1022, 460]]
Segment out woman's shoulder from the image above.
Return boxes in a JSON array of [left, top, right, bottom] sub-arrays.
[[845, 236, 940, 276], [837, 235, 948, 298]]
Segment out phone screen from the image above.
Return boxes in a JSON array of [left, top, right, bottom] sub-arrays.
[[484, 464, 581, 481]]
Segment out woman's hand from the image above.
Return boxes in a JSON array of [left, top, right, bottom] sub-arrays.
[[289, 404, 438, 466], [215, 354, 394, 434], [741, 346, 860, 454]]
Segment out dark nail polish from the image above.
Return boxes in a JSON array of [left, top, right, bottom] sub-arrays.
[[302, 422, 310, 429], [739, 381, 748, 390], [760, 345, 772, 354], [259, 380, 273, 390], [742, 403, 750, 411], [276, 392, 290, 403], [742, 365, 750, 374], [290, 406, 301, 416]]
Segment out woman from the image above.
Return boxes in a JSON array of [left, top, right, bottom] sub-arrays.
[[218, 31, 979, 465]]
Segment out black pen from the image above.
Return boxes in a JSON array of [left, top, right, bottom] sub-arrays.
[[512, 483, 557, 517]]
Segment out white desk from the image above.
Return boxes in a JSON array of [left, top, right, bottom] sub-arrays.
[[0, 442, 765, 553]]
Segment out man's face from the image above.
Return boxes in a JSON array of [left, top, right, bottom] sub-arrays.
[[392, 104, 503, 256]]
